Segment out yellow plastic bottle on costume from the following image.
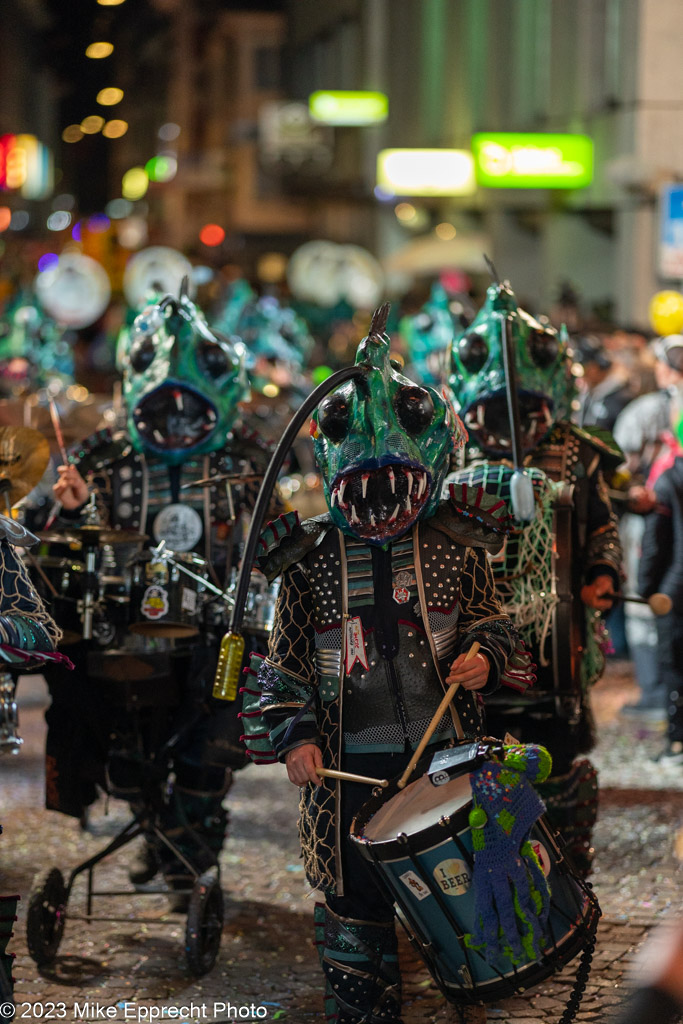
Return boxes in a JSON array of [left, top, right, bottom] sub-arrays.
[[213, 631, 245, 701]]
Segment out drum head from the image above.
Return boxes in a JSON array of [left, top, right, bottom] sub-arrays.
[[361, 770, 472, 844]]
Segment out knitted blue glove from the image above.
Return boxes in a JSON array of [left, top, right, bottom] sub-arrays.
[[467, 744, 552, 964]]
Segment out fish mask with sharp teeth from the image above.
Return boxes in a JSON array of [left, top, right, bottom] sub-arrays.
[[121, 285, 249, 465], [447, 279, 575, 457], [311, 304, 464, 546]]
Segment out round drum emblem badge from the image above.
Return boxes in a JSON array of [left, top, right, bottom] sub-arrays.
[[433, 858, 472, 896]]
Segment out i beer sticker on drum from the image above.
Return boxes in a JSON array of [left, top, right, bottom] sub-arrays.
[[433, 858, 472, 896], [153, 504, 203, 552]]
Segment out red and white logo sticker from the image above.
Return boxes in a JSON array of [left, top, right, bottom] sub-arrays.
[[399, 870, 431, 901], [141, 584, 169, 620], [530, 839, 552, 877]]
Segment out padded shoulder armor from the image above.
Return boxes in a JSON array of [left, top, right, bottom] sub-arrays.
[[69, 428, 133, 473], [568, 423, 624, 470], [257, 511, 332, 582], [433, 484, 512, 553]]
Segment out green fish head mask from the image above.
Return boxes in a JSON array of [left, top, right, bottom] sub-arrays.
[[448, 280, 574, 456], [398, 282, 455, 387], [312, 304, 463, 546], [122, 286, 248, 465]]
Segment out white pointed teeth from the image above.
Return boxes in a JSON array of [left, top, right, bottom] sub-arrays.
[[330, 488, 337, 507], [389, 468, 396, 494], [362, 473, 369, 498], [405, 495, 411, 513], [338, 479, 347, 506], [417, 473, 427, 499], [351, 504, 360, 524], [370, 513, 376, 527], [389, 503, 400, 522]]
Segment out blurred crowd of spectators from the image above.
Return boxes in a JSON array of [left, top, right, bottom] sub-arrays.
[[571, 324, 683, 766]]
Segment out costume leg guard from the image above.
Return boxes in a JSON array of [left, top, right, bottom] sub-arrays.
[[318, 904, 403, 1024], [159, 766, 232, 879], [537, 758, 598, 877]]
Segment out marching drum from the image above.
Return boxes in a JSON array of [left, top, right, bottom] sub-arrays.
[[350, 747, 600, 1004], [128, 550, 209, 639]]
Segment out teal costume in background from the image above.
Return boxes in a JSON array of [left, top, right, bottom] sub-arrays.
[[447, 279, 622, 875]]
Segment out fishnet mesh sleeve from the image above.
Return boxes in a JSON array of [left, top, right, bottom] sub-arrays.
[[0, 538, 62, 649], [455, 546, 535, 695], [256, 562, 339, 893], [258, 564, 319, 755]]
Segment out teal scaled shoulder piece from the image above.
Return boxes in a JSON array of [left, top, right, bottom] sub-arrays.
[[432, 483, 512, 553], [568, 422, 624, 468], [256, 511, 332, 582], [69, 428, 134, 473]]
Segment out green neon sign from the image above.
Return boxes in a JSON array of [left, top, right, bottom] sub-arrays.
[[471, 132, 594, 188], [309, 90, 389, 126]]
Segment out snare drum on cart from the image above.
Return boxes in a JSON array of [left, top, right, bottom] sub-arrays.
[[129, 551, 209, 639], [350, 745, 600, 1005]]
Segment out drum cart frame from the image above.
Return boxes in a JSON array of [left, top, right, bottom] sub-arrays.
[[26, 682, 225, 977]]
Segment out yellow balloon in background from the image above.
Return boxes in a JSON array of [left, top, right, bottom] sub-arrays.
[[649, 290, 683, 336]]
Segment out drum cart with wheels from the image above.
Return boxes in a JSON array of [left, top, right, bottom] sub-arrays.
[[26, 653, 225, 977]]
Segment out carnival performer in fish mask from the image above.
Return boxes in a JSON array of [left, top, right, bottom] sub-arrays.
[[247, 306, 534, 1024], [42, 282, 268, 908], [448, 274, 622, 875]]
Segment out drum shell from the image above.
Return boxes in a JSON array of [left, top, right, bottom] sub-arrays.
[[350, 761, 598, 1001], [128, 552, 208, 638], [30, 555, 84, 645]]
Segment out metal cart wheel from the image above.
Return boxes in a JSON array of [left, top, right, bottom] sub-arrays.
[[26, 868, 67, 966], [184, 870, 223, 976]]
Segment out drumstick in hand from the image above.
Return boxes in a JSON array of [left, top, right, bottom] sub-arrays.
[[318, 768, 389, 788], [397, 641, 481, 790]]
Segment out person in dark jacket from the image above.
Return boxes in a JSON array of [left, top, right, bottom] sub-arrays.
[[638, 400, 683, 762]]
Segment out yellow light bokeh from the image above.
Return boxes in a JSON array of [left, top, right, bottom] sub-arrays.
[[80, 116, 105, 135], [435, 222, 457, 240], [97, 87, 124, 106], [395, 202, 417, 223], [103, 120, 128, 139], [122, 167, 149, 201], [62, 124, 84, 143], [97, 0, 126, 5], [86, 42, 114, 59]]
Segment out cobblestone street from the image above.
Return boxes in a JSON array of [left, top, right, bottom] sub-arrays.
[[1, 661, 682, 1023]]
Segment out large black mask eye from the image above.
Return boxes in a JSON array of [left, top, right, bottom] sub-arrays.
[[197, 339, 232, 379], [528, 329, 560, 368], [129, 337, 156, 373], [318, 394, 350, 443], [457, 331, 489, 373], [394, 385, 435, 435]]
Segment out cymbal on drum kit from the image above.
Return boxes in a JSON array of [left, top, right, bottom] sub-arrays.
[[37, 527, 148, 548], [0, 426, 50, 507], [180, 471, 265, 489]]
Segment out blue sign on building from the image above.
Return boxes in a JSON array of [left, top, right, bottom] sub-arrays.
[[659, 184, 683, 278]]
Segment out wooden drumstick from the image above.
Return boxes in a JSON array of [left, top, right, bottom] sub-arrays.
[[318, 768, 389, 787], [397, 640, 481, 790]]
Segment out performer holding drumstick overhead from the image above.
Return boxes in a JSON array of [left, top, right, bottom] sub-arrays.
[[243, 308, 534, 1024]]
